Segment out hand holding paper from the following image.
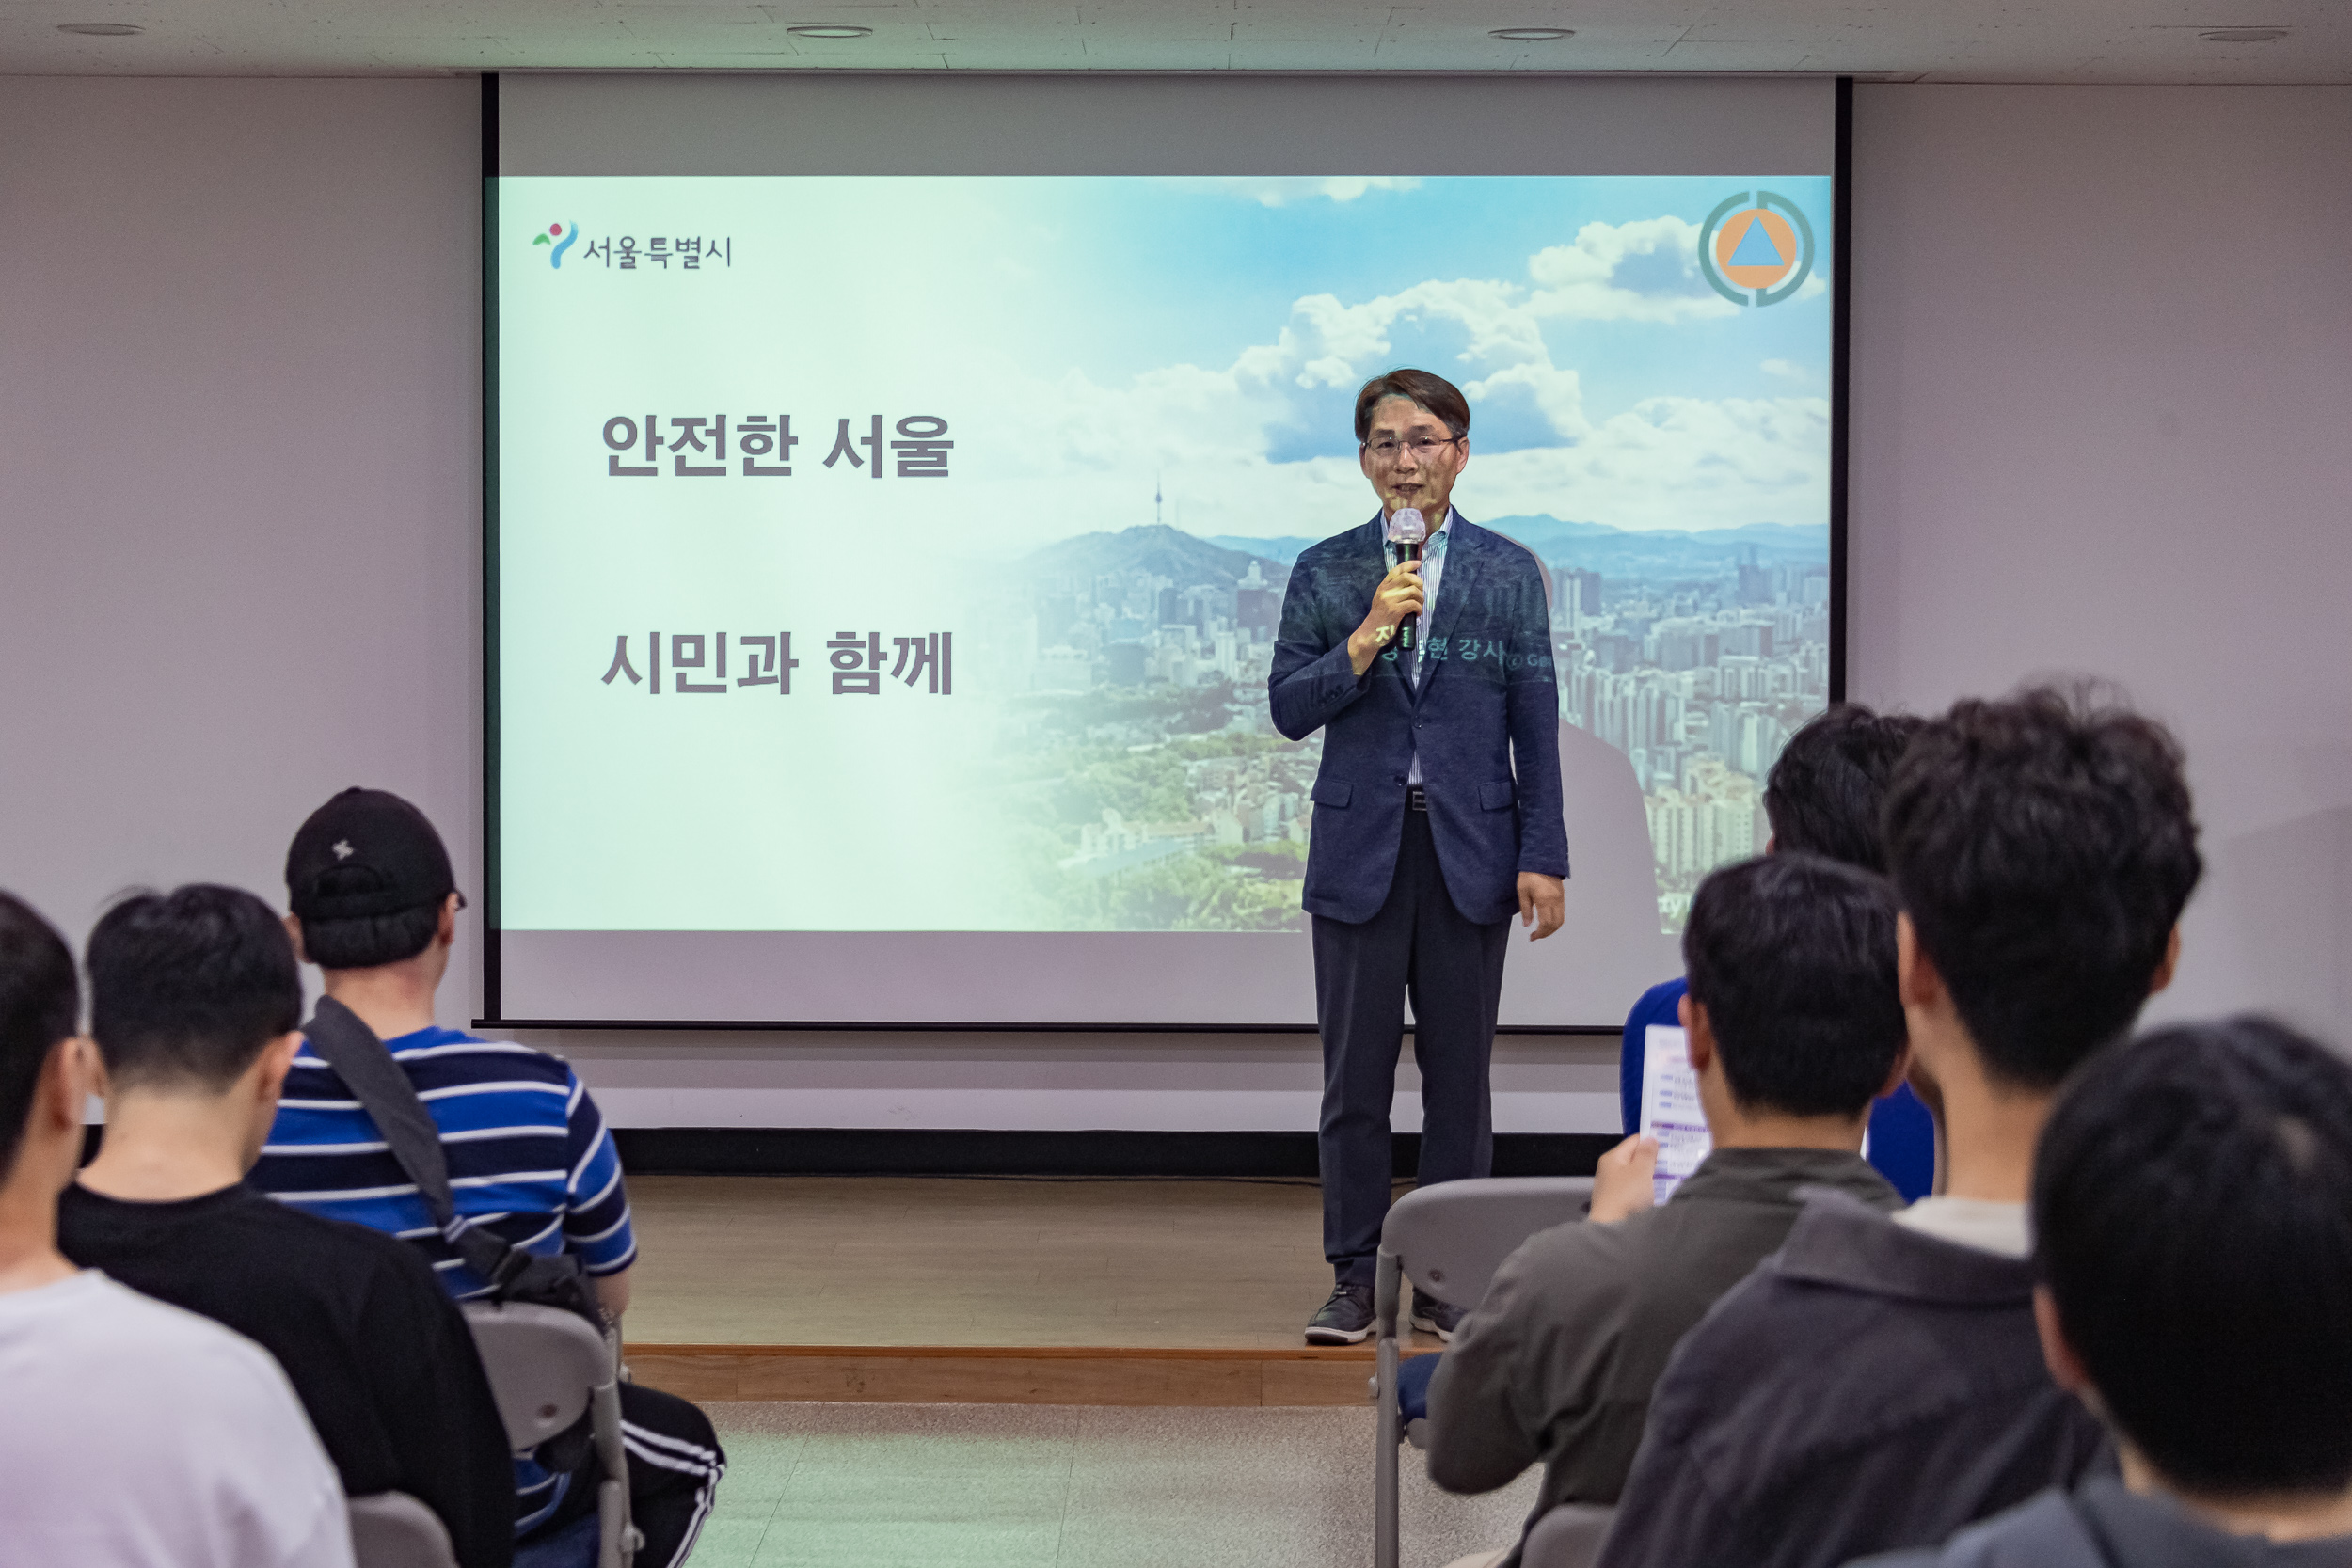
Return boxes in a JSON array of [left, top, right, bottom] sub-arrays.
[[1591, 1133, 1661, 1223]]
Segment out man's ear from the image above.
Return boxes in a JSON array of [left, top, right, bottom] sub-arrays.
[[2148, 925, 2183, 997], [2033, 1286, 2093, 1398], [1682, 998, 1717, 1079], [283, 913, 310, 966], [1897, 912, 1944, 1011], [437, 894, 459, 950], [253, 1031, 302, 1106], [40, 1036, 98, 1134]]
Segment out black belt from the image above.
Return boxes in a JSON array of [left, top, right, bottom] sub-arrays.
[[1406, 785, 1429, 812]]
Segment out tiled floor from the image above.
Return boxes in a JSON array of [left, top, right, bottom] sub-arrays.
[[689, 1402, 1542, 1568]]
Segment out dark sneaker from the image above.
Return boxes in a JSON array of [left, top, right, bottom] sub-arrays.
[[1305, 1283, 1375, 1344], [1411, 1292, 1467, 1341]]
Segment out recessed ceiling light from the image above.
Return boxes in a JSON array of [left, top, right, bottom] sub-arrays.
[[786, 24, 873, 40], [1490, 27, 1575, 41], [2199, 27, 2288, 41], [56, 22, 143, 34]]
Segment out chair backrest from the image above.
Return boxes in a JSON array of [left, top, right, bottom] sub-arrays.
[[1378, 1176, 1593, 1309], [348, 1491, 458, 1568], [462, 1300, 612, 1452], [1519, 1503, 1616, 1568]]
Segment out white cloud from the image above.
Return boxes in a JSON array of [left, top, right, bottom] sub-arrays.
[[1526, 217, 1738, 325], [1760, 358, 1804, 379], [973, 214, 1828, 546], [1155, 176, 1424, 208]]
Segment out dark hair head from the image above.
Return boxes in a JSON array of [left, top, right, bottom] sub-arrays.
[[299, 903, 442, 972], [2034, 1017, 2352, 1493], [1764, 705, 1927, 874], [1353, 369, 1470, 444], [87, 885, 303, 1092], [1682, 854, 1906, 1118], [1884, 684, 2201, 1090], [0, 893, 80, 1183]]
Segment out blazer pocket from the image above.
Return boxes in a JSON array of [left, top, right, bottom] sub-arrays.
[[1478, 780, 1516, 811], [1311, 779, 1354, 809]]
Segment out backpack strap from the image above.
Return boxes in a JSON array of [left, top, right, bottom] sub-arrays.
[[300, 998, 531, 1290]]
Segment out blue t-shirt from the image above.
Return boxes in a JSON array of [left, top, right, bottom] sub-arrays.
[[1618, 976, 1936, 1204]]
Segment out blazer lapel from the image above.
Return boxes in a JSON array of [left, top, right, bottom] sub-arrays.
[[1416, 516, 1482, 705]]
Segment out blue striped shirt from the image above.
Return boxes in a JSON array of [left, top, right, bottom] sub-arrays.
[[253, 1026, 637, 1536], [251, 1027, 637, 1299]]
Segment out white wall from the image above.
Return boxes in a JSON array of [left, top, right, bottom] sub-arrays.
[[0, 79, 485, 1011], [1849, 84, 2352, 1042], [9, 77, 2346, 1139]]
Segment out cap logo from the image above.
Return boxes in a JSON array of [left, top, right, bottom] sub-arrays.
[[332, 839, 355, 861]]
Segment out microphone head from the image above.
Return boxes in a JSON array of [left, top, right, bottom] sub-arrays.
[[1386, 507, 1427, 546]]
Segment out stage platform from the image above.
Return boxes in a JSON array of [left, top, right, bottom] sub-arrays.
[[621, 1175, 1444, 1406]]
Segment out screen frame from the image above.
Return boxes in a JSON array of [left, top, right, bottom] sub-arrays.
[[476, 70, 1855, 1033]]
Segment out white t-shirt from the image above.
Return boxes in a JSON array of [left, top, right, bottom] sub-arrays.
[[1895, 1196, 2033, 1259], [0, 1270, 353, 1568]]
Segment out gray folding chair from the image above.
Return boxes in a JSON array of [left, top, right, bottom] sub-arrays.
[[1520, 1503, 1616, 1568], [1373, 1176, 1593, 1568], [464, 1301, 642, 1568], [348, 1492, 458, 1568]]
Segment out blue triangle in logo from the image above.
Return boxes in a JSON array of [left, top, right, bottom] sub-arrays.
[[1727, 214, 1785, 268]]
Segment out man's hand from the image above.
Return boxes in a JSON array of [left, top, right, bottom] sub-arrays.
[[1345, 559, 1426, 675], [1589, 1134, 1659, 1224], [1517, 872, 1565, 940]]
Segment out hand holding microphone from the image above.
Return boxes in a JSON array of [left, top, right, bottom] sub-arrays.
[[1346, 510, 1428, 676]]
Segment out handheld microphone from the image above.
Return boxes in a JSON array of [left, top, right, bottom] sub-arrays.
[[1386, 507, 1427, 652]]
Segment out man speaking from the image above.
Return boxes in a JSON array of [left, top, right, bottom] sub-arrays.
[[1270, 369, 1568, 1345]]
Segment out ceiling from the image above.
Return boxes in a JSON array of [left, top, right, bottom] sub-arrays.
[[5, 0, 2346, 81]]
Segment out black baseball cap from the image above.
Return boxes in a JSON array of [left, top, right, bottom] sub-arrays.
[[285, 788, 457, 923]]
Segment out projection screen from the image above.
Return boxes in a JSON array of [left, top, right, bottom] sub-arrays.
[[487, 73, 1842, 1027]]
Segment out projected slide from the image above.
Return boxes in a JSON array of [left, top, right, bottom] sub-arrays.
[[495, 171, 1832, 1016]]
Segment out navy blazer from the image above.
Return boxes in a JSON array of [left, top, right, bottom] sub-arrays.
[[1268, 513, 1570, 926]]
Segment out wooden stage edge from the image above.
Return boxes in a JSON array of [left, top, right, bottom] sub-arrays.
[[625, 1342, 1441, 1407]]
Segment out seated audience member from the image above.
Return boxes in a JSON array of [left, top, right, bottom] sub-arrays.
[[1597, 686, 2203, 1568], [1851, 1017, 2352, 1568], [1422, 854, 1908, 1563], [1619, 704, 1935, 1201], [247, 788, 723, 1568], [0, 891, 353, 1568], [61, 884, 514, 1568]]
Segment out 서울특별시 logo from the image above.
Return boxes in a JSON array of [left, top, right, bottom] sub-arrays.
[[529, 223, 733, 271], [531, 221, 578, 268], [1697, 192, 1814, 308]]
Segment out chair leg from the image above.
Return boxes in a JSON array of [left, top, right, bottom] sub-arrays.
[[591, 1379, 638, 1568], [1375, 1250, 1403, 1568]]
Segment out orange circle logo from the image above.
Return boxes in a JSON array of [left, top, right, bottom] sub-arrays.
[[1712, 209, 1799, 290]]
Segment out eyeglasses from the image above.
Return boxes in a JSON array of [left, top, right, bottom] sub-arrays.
[[1362, 436, 1463, 463]]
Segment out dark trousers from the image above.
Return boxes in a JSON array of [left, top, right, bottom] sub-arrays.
[[532, 1382, 725, 1568], [1312, 808, 1511, 1287]]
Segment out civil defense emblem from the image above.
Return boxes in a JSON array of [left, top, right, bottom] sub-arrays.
[[1697, 191, 1815, 308]]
